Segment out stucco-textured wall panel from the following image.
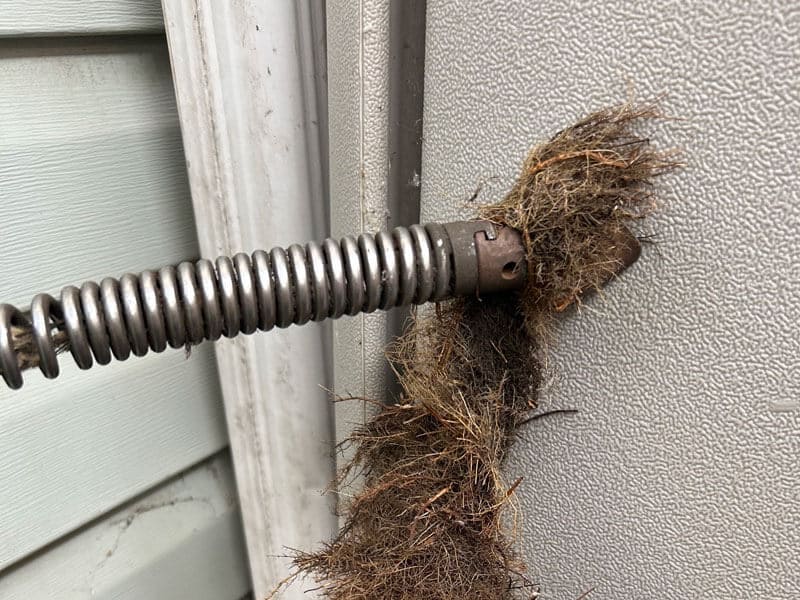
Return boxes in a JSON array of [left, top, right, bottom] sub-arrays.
[[421, 1, 799, 598]]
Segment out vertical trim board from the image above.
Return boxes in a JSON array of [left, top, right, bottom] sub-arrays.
[[161, 2, 335, 597]]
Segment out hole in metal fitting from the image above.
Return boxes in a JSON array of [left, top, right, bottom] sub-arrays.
[[501, 262, 518, 279]]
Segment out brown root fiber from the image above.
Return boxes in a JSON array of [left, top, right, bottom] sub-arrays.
[[479, 101, 678, 337], [295, 297, 537, 599], [10, 322, 68, 372], [280, 101, 679, 600]]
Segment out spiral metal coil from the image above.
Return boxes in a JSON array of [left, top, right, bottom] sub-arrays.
[[0, 224, 463, 390]]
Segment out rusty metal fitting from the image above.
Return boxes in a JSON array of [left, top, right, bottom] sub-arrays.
[[475, 224, 527, 294], [442, 220, 527, 297]]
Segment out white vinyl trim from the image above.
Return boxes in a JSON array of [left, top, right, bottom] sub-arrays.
[[161, 1, 335, 597]]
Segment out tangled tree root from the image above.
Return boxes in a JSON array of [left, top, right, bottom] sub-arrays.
[[9, 322, 68, 371], [274, 101, 680, 600], [479, 101, 678, 338]]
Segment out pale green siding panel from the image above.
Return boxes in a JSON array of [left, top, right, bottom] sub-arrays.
[[0, 453, 250, 600], [0, 38, 196, 302], [0, 350, 228, 571], [0, 36, 230, 571], [0, 1, 163, 37]]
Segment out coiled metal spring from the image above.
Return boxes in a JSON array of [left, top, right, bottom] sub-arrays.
[[0, 224, 463, 390]]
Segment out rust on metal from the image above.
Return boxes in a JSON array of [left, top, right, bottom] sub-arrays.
[[474, 225, 527, 295]]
